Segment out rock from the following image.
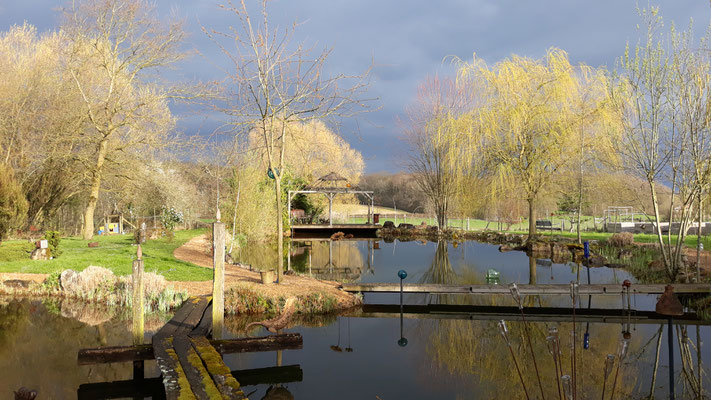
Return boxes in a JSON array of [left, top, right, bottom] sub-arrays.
[[551, 243, 571, 263], [14, 387, 37, 400], [605, 263, 627, 269], [382, 221, 395, 229], [330, 232, 345, 241], [527, 241, 551, 256], [398, 223, 415, 230], [588, 255, 607, 268], [88, 242, 99, 248], [2, 280, 30, 288], [59, 269, 80, 291], [225, 253, 234, 264], [499, 244, 514, 252], [30, 248, 50, 260]]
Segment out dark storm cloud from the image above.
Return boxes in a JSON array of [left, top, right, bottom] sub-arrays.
[[2, 0, 709, 172]]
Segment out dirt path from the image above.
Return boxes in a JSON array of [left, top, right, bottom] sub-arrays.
[[171, 234, 359, 308]]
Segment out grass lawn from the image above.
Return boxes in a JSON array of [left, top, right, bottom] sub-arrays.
[[0, 229, 212, 281]]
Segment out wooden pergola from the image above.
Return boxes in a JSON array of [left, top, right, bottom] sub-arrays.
[[287, 172, 374, 226]]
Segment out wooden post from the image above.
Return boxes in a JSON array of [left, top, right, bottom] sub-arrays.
[[287, 240, 292, 272], [212, 218, 226, 339], [328, 193, 334, 226], [132, 245, 145, 379]]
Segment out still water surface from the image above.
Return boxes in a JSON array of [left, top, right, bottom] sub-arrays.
[[1, 239, 709, 399]]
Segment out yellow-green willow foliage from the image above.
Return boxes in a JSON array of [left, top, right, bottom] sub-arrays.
[[457, 48, 613, 237]]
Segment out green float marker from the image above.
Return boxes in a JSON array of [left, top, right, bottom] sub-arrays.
[[486, 269, 500, 285]]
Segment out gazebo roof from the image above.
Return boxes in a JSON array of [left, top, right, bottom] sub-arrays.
[[316, 172, 348, 183]]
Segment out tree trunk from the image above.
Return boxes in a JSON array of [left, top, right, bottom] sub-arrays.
[[697, 192, 702, 282], [82, 139, 108, 240], [649, 180, 672, 276], [527, 197, 537, 239], [274, 175, 284, 283]]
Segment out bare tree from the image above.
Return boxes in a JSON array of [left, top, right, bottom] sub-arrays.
[[206, 0, 371, 281], [404, 76, 470, 228], [612, 7, 711, 280], [63, 0, 187, 239]]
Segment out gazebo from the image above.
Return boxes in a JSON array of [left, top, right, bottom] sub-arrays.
[[287, 172, 375, 227]]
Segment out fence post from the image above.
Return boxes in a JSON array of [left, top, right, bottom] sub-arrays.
[[212, 215, 226, 339], [132, 244, 145, 379]]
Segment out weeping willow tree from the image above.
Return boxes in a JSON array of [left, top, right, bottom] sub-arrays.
[[458, 49, 581, 238]]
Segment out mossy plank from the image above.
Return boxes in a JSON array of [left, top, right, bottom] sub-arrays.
[[173, 336, 215, 399], [190, 336, 245, 399], [153, 337, 195, 400]]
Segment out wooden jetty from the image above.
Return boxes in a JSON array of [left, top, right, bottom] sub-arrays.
[[291, 223, 380, 238], [356, 303, 711, 326], [78, 295, 303, 399], [340, 283, 711, 296]]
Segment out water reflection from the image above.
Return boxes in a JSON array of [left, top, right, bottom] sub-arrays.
[[1, 238, 709, 398]]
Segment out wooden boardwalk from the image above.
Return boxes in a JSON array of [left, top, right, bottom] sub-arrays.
[[78, 295, 304, 399], [341, 283, 711, 296], [356, 303, 711, 326], [151, 295, 244, 399]]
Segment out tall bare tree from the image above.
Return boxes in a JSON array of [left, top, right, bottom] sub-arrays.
[[63, 0, 186, 239], [611, 7, 711, 280], [207, 0, 370, 281], [404, 76, 471, 228]]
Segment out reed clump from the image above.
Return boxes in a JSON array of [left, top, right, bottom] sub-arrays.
[[224, 283, 338, 315], [8, 266, 190, 312]]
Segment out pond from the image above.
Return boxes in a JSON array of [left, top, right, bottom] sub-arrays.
[[1, 238, 709, 399]]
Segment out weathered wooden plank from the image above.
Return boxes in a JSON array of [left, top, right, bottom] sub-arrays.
[[211, 333, 303, 355], [190, 336, 245, 399], [77, 365, 303, 399], [78, 344, 154, 365], [172, 336, 215, 400], [190, 303, 213, 338], [79, 334, 303, 365], [340, 283, 711, 295], [154, 296, 207, 339], [153, 337, 195, 400]]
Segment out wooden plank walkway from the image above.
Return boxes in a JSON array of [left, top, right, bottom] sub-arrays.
[[78, 333, 302, 365], [152, 295, 245, 400], [341, 283, 711, 296], [356, 303, 711, 326]]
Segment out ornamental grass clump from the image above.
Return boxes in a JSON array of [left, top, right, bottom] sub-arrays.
[[608, 232, 634, 247], [57, 266, 186, 310]]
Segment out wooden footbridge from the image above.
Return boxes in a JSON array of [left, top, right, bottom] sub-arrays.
[[78, 295, 303, 399], [340, 282, 711, 296]]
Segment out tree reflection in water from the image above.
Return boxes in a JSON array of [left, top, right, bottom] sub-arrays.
[[411, 241, 649, 398]]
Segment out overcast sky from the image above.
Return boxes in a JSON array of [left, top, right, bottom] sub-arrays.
[[1, 1, 709, 173]]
